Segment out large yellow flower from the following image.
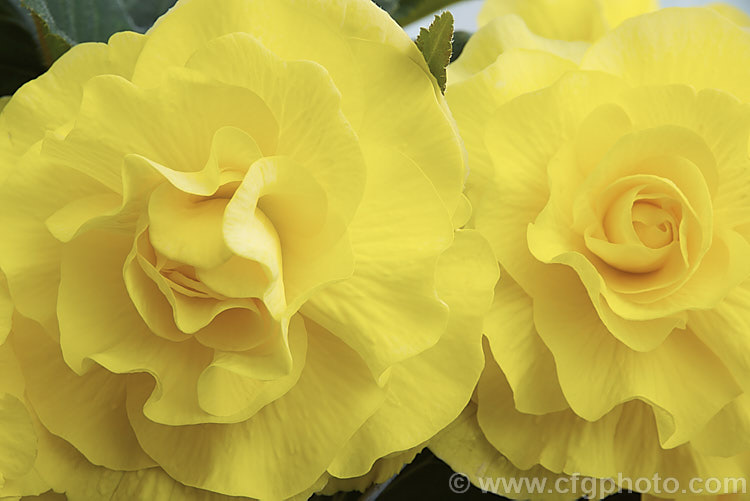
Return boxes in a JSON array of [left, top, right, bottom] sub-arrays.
[[0, 0, 497, 499], [434, 6, 750, 497]]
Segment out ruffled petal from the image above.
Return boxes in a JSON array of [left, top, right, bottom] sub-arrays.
[[478, 0, 607, 40], [12, 315, 154, 471], [323, 449, 421, 496], [328, 230, 496, 477], [612, 85, 750, 233], [533, 265, 741, 448], [195, 315, 306, 419], [485, 274, 568, 415], [0, 146, 111, 327], [691, 394, 750, 458], [136, 0, 462, 212], [690, 278, 750, 393], [0, 342, 36, 487], [149, 184, 231, 270], [183, 32, 367, 225], [450, 15, 587, 84], [582, 8, 750, 102], [430, 404, 576, 501], [31, 420, 307, 501], [476, 359, 750, 486], [58, 227, 285, 426], [0, 394, 36, 483], [0, 272, 11, 344], [447, 49, 577, 189], [0, 31, 146, 163], [127, 321, 384, 500], [132, 0, 418, 88], [343, 38, 464, 213], [303, 145, 452, 377], [476, 71, 626, 297], [44, 70, 278, 194]]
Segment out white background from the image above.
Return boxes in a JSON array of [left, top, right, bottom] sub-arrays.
[[405, 0, 750, 37]]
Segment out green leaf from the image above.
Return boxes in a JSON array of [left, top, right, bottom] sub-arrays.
[[27, 11, 72, 66], [0, 0, 46, 94], [415, 11, 453, 93], [372, 0, 400, 14], [122, 0, 175, 31], [374, 0, 462, 27], [20, 0, 138, 55], [450, 30, 471, 62]]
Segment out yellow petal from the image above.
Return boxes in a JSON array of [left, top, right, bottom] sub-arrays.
[[328, 230, 496, 477], [478, 0, 607, 40], [223, 155, 355, 312], [0, 342, 36, 487], [612, 85, 750, 234], [477, 347, 619, 475], [582, 8, 750, 102], [133, 0, 414, 89], [12, 315, 155, 471], [430, 403, 575, 501], [476, 71, 626, 298], [344, 38, 464, 213], [195, 315, 306, 419], [689, 278, 750, 394], [710, 3, 750, 26], [47, 70, 277, 193], [57, 228, 281, 426], [476, 360, 750, 486], [324, 449, 421, 495], [0, 146, 110, 328], [148, 184, 231, 270], [447, 49, 577, 189], [184, 32, 367, 225], [485, 274, 568, 415], [135, 0, 455, 211], [31, 420, 293, 501], [0, 272, 11, 345], [599, 0, 658, 30], [452, 193, 473, 229], [304, 146, 452, 377], [449, 15, 587, 84], [126, 322, 384, 499], [533, 266, 741, 448], [691, 394, 750, 458], [1, 32, 146, 163], [0, 393, 36, 482]]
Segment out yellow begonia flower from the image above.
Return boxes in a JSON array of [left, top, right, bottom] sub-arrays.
[[436, 6, 750, 498], [0, 0, 498, 499]]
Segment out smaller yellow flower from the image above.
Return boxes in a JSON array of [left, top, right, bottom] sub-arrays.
[[436, 4, 750, 499]]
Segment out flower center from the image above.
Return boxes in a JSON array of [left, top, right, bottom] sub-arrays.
[[583, 179, 686, 275], [631, 200, 676, 250]]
